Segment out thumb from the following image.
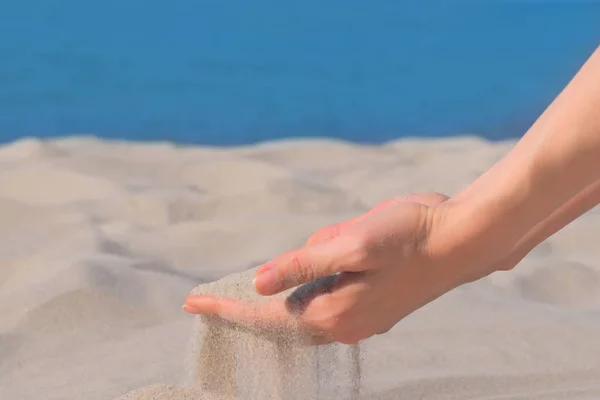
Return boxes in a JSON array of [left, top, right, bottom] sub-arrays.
[[254, 234, 369, 296]]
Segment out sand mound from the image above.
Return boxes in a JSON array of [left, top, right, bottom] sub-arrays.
[[0, 166, 123, 205]]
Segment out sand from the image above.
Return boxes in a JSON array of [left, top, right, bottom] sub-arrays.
[[0, 135, 599, 400], [188, 267, 361, 400]]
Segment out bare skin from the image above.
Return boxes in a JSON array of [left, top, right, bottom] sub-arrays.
[[184, 46, 600, 345]]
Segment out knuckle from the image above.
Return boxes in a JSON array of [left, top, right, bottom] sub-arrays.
[[425, 192, 450, 203], [328, 223, 342, 239], [303, 295, 366, 344], [318, 313, 339, 334], [308, 225, 333, 244], [288, 254, 312, 283], [342, 233, 370, 268], [306, 307, 366, 345], [431, 191, 450, 200]]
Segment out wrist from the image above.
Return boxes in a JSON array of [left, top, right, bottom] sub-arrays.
[[429, 46, 600, 283], [443, 129, 597, 263], [494, 180, 600, 272], [423, 201, 515, 285], [424, 155, 564, 284]]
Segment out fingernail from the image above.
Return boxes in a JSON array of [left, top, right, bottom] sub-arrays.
[[182, 304, 201, 314], [257, 262, 274, 275], [253, 268, 280, 293]]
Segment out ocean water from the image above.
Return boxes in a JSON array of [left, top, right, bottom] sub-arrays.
[[0, 1, 599, 146]]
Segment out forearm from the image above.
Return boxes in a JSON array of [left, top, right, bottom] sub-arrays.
[[444, 46, 600, 265], [496, 180, 600, 270]]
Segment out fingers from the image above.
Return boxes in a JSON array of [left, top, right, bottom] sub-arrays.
[[257, 197, 420, 296], [183, 294, 335, 345], [254, 234, 369, 296], [183, 295, 287, 326]]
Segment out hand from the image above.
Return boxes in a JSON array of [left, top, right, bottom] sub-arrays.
[[183, 192, 498, 344]]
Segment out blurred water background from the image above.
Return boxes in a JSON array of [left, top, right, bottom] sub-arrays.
[[1, 1, 599, 145]]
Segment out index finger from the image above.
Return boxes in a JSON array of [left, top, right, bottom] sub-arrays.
[[255, 233, 369, 296]]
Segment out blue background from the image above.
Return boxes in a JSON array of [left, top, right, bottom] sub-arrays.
[[1, 1, 599, 145]]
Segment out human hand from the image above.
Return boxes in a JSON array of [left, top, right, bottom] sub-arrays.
[[183, 192, 504, 344]]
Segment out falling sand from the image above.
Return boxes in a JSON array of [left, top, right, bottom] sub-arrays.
[[119, 267, 361, 400]]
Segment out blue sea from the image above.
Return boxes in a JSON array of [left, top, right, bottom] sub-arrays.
[[0, 1, 599, 146]]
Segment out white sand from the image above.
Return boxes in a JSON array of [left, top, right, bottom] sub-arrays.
[[0, 135, 599, 400]]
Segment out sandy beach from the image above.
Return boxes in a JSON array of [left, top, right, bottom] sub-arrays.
[[1, 135, 599, 400]]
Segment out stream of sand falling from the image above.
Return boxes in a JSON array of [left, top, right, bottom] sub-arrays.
[[189, 268, 362, 400]]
